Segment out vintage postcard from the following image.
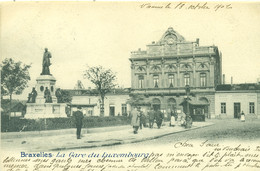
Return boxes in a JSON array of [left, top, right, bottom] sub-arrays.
[[1, 1, 260, 171]]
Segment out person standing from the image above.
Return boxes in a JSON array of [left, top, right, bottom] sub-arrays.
[[148, 108, 155, 128], [170, 110, 176, 127], [131, 107, 140, 134], [73, 107, 84, 139], [155, 110, 164, 129], [240, 111, 245, 122], [139, 107, 146, 129]]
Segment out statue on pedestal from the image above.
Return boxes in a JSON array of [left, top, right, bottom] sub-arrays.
[[31, 88, 37, 103], [27, 88, 37, 103], [55, 88, 62, 103], [41, 48, 52, 75], [44, 87, 52, 103], [27, 93, 32, 103]]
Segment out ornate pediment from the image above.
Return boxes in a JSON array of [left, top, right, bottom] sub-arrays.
[[136, 65, 146, 73], [197, 62, 209, 70], [151, 64, 161, 72], [165, 63, 177, 71], [158, 27, 186, 45], [180, 63, 192, 71]]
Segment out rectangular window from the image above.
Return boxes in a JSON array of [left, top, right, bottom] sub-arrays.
[[200, 73, 206, 87], [153, 75, 159, 88], [221, 103, 226, 114], [121, 104, 127, 116], [168, 74, 174, 88], [88, 108, 93, 116], [138, 75, 144, 88], [249, 102, 255, 114], [184, 74, 190, 86]]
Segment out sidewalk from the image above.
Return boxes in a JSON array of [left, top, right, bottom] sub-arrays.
[[1, 122, 214, 152]]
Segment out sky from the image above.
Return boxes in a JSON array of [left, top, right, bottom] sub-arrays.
[[1, 2, 260, 100]]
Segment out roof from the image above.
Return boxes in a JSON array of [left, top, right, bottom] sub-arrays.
[[1, 100, 26, 112], [65, 88, 131, 96], [216, 83, 260, 91], [130, 27, 219, 59]]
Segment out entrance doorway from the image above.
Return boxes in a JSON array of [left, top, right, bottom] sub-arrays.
[[153, 104, 161, 111], [109, 106, 115, 116], [152, 98, 161, 112], [234, 103, 241, 118]]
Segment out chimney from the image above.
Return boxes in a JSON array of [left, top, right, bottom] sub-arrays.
[[223, 74, 225, 84], [231, 77, 233, 85], [196, 38, 200, 46]]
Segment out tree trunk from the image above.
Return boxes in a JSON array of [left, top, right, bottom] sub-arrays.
[[9, 94, 12, 120], [100, 96, 105, 117]]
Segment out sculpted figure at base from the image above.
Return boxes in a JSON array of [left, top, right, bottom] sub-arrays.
[[30, 88, 37, 103], [27, 88, 37, 103], [41, 48, 52, 75], [44, 87, 52, 103], [55, 88, 62, 103]]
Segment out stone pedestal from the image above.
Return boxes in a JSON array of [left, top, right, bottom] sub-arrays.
[[25, 75, 67, 119], [35, 75, 57, 104], [25, 103, 67, 119]]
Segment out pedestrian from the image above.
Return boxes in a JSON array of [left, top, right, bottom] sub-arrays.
[[73, 106, 84, 139], [139, 107, 146, 129], [170, 110, 176, 127], [148, 108, 155, 128], [155, 110, 164, 129], [131, 107, 140, 134], [185, 115, 193, 129], [240, 111, 245, 122]]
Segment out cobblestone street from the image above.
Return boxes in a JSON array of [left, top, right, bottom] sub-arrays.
[[83, 118, 260, 151]]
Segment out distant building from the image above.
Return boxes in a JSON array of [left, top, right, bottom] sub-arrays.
[[215, 84, 260, 118], [1, 100, 26, 117], [129, 27, 222, 118], [67, 88, 131, 117]]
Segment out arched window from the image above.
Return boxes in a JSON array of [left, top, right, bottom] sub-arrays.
[[200, 73, 206, 87]]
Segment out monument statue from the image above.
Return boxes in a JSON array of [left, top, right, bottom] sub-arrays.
[[41, 48, 52, 75], [27, 93, 32, 103], [31, 87, 38, 103], [44, 87, 52, 103], [27, 88, 37, 103], [55, 88, 62, 103]]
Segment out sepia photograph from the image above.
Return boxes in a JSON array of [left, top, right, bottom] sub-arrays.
[[1, 1, 260, 171]]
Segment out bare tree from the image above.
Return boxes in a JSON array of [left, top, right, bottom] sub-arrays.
[[83, 66, 117, 116]]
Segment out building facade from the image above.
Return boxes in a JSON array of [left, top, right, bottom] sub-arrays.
[[129, 27, 222, 118], [68, 89, 131, 117], [215, 84, 260, 118]]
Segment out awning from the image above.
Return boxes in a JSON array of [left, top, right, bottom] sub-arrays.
[[70, 103, 97, 107], [179, 97, 209, 106]]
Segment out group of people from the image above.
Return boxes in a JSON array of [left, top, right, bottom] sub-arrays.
[[130, 107, 164, 134], [131, 107, 193, 134], [72, 106, 193, 139]]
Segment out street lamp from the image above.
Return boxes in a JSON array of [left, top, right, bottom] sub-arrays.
[[184, 85, 192, 128], [185, 85, 190, 116]]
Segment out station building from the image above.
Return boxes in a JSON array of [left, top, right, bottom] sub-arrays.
[[129, 27, 222, 118]]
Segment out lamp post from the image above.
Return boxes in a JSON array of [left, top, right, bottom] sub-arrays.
[[185, 85, 192, 128], [185, 85, 190, 116]]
